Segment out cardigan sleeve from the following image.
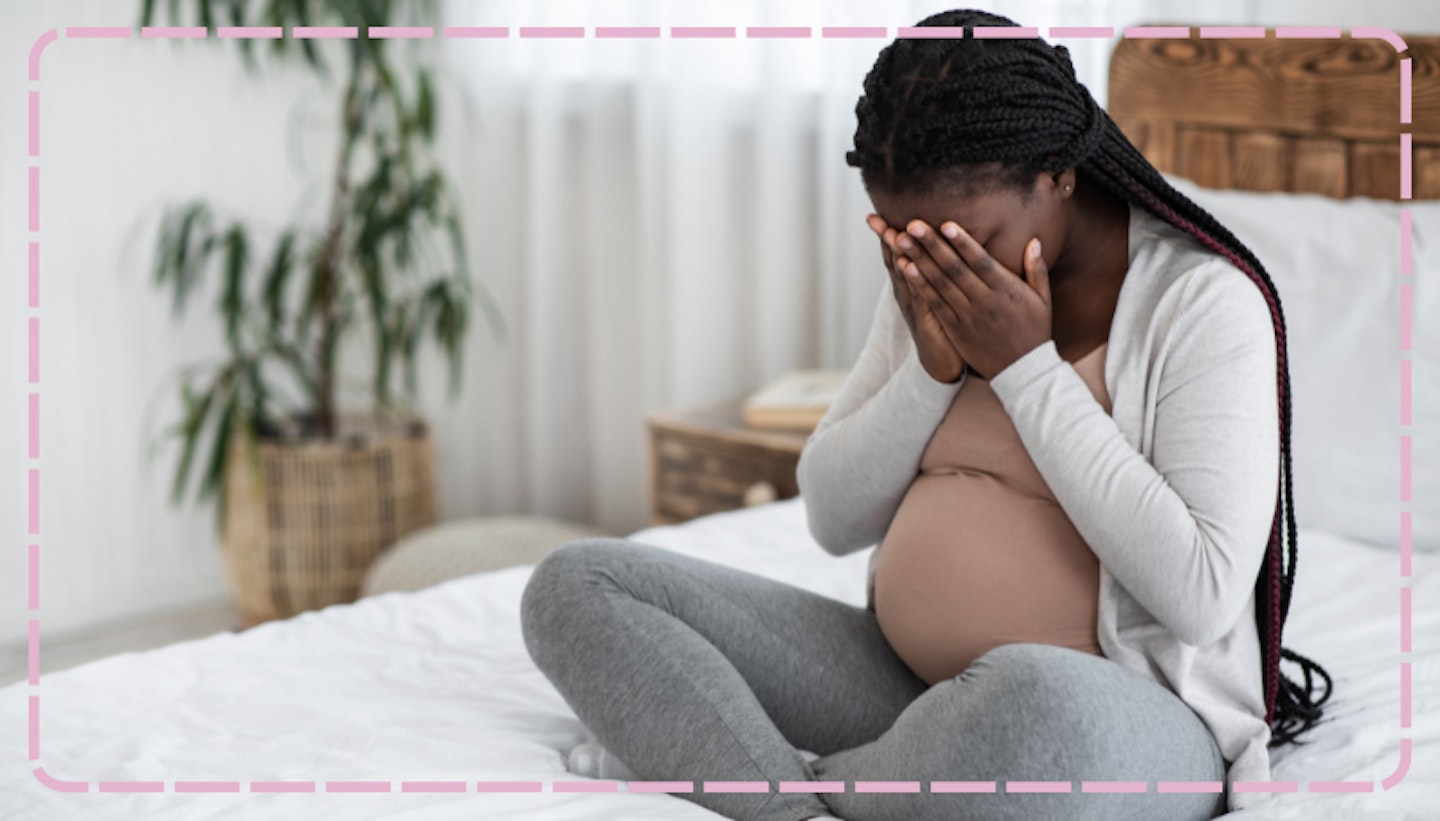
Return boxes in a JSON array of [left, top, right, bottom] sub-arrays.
[[796, 281, 966, 557], [987, 260, 1280, 646]]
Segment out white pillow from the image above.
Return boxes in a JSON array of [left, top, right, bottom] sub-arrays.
[[1157, 173, 1437, 553]]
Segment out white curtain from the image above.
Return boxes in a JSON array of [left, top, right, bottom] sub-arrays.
[[430, 0, 1251, 536]]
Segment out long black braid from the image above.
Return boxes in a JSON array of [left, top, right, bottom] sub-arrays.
[[847, 9, 1332, 748]]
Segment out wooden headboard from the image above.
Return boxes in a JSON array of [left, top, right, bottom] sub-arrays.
[[1108, 27, 1440, 200]]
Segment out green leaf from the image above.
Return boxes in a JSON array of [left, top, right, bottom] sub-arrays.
[[415, 68, 434, 142], [361, 0, 386, 25], [394, 220, 411, 270], [374, 307, 392, 406], [204, 396, 238, 538], [220, 225, 250, 350], [352, 162, 394, 272], [240, 413, 264, 497], [295, 0, 327, 79], [429, 283, 469, 399], [301, 39, 322, 76], [351, 153, 393, 222], [140, 0, 158, 27], [170, 202, 217, 316], [171, 207, 200, 311], [153, 208, 176, 291], [260, 0, 284, 26], [147, 418, 187, 465], [441, 208, 466, 271], [446, 331, 465, 398], [299, 245, 328, 337], [170, 372, 218, 505], [246, 355, 267, 422], [261, 230, 297, 328], [262, 0, 289, 62], [227, 0, 257, 72], [400, 295, 425, 396], [269, 339, 317, 402], [372, 54, 406, 141]]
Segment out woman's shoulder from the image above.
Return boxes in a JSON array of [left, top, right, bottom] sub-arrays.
[[1129, 207, 1271, 333], [1131, 206, 1232, 280]]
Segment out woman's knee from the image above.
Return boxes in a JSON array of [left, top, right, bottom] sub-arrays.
[[967, 643, 1223, 780], [520, 537, 631, 642], [958, 644, 1129, 761]]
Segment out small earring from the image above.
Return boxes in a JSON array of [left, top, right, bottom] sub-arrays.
[[1064, 184, 1073, 192]]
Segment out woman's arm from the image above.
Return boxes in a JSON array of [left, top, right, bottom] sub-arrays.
[[988, 261, 1280, 647], [796, 281, 966, 556]]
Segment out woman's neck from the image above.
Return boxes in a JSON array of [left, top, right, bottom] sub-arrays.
[[1050, 184, 1131, 342], [1063, 184, 1129, 284]]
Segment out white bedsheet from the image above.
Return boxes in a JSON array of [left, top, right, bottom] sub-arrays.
[[2, 496, 1436, 819]]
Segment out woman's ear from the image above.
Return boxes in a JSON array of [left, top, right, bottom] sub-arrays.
[[1054, 167, 1077, 198], [1034, 165, 1076, 200]]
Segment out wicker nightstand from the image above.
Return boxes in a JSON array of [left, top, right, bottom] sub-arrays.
[[646, 398, 812, 526]]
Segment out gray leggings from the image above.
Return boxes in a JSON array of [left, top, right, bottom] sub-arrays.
[[520, 537, 1229, 821]]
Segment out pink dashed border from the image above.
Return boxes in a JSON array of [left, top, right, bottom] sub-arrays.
[[23, 21, 1415, 802]]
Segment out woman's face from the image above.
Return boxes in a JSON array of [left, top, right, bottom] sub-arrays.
[[867, 173, 1069, 280]]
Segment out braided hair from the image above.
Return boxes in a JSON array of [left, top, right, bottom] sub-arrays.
[[847, 9, 1332, 748]]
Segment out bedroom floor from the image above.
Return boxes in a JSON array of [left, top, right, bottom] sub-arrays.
[[0, 598, 238, 688]]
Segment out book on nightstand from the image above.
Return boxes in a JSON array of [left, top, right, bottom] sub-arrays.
[[741, 369, 851, 433]]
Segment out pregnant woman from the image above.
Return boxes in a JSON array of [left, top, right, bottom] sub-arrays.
[[521, 9, 1331, 821]]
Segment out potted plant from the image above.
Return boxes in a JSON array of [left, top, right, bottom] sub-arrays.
[[137, 0, 506, 627]]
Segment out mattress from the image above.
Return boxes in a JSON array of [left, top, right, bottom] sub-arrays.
[[2, 496, 1436, 819]]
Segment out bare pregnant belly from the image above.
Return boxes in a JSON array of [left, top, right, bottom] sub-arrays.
[[873, 471, 1104, 685]]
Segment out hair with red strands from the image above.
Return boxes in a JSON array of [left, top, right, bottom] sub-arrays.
[[846, 8, 1333, 747]]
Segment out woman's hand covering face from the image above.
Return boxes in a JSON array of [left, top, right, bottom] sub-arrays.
[[879, 216, 1053, 380]]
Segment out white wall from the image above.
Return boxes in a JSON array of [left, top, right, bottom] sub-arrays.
[[2, 0, 1435, 645]]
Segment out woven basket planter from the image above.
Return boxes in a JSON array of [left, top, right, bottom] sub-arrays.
[[221, 411, 438, 628]]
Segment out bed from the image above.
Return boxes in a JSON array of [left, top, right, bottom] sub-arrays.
[[4, 24, 1437, 821]]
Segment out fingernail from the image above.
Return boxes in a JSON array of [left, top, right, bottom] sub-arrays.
[[942, 223, 958, 239], [1031, 239, 1042, 258], [907, 224, 925, 238]]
